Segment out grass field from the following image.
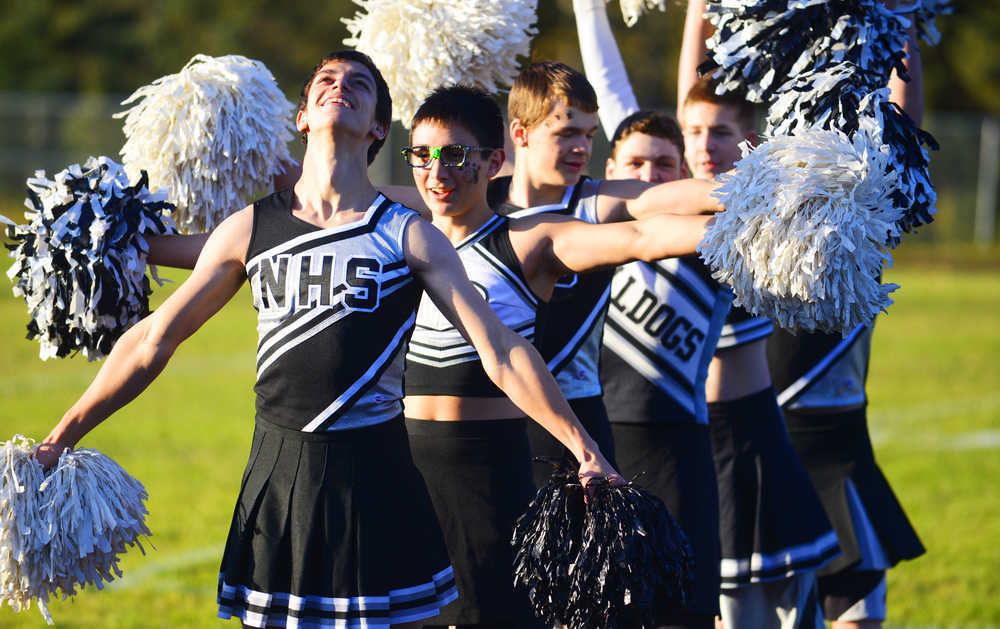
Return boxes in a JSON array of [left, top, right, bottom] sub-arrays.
[[0, 249, 998, 628]]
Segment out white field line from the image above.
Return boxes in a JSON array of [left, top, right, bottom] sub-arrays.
[[107, 544, 223, 590], [869, 392, 1000, 450]]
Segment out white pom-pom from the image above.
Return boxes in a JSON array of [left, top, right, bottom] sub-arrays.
[[616, 0, 666, 27], [0, 437, 151, 625], [0, 436, 50, 623], [343, 0, 537, 125], [698, 128, 902, 333], [116, 54, 296, 233], [5, 157, 176, 361]]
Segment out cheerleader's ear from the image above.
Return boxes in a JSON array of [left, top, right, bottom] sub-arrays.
[[486, 148, 505, 179], [295, 108, 309, 134], [371, 121, 387, 142], [510, 118, 530, 148]]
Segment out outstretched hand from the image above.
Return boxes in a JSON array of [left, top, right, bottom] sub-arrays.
[[577, 453, 625, 501]]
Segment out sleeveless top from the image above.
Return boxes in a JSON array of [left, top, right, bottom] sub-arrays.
[[767, 323, 872, 412], [600, 256, 733, 425], [490, 176, 613, 400], [245, 188, 420, 432], [404, 214, 545, 397]]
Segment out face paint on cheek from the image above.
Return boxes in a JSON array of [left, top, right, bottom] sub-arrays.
[[466, 162, 481, 184]]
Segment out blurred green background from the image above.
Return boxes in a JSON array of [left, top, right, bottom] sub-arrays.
[[0, 0, 997, 249], [0, 1, 997, 627]]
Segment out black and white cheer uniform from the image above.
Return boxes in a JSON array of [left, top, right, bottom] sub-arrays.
[[767, 323, 925, 598], [709, 308, 839, 589], [600, 254, 732, 619], [217, 189, 457, 628], [404, 214, 546, 628], [489, 176, 618, 485]]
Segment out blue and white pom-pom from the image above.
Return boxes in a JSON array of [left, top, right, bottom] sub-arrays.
[[700, 0, 948, 256], [343, 0, 537, 124], [856, 89, 938, 244], [904, 0, 953, 46], [116, 54, 296, 233], [703, 0, 911, 105], [617, 0, 666, 27], [4, 156, 176, 361], [698, 127, 901, 334], [1, 436, 151, 625]]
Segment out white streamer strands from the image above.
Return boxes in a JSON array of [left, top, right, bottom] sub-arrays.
[[5, 156, 176, 361], [698, 128, 901, 334], [0, 437, 151, 625], [0, 437, 48, 622], [700, 0, 946, 244], [617, 0, 666, 27], [116, 54, 296, 233], [343, 0, 537, 125]]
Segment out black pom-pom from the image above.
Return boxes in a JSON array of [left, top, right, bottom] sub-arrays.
[[512, 460, 694, 628]]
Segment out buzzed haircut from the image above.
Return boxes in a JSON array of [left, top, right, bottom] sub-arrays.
[[508, 61, 599, 130], [298, 50, 392, 164], [609, 110, 685, 159], [411, 85, 504, 149], [683, 74, 756, 132]]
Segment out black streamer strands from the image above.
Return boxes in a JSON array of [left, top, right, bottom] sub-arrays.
[[5, 156, 176, 361], [512, 460, 694, 628], [766, 62, 870, 136], [910, 0, 953, 46], [866, 98, 940, 242], [704, 0, 948, 247], [704, 0, 909, 105]]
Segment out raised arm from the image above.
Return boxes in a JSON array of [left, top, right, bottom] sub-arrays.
[[572, 0, 640, 137], [403, 217, 620, 484], [594, 176, 722, 222], [37, 207, 252, 466], [887, 3, 923, 124], [678, 0, 711, 117], [514, 213, 713, 295]]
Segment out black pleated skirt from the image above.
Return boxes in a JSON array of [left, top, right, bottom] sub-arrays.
[[783, 407, 925, 575], [611, 421, 722, 618], [709, 388, 841, 588], [525, 394, 618, 488], [217, 416, 457, 628], [405, 417, 544, 627]]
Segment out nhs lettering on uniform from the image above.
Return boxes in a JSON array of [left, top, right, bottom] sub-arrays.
[[255, 252, 382, 313]]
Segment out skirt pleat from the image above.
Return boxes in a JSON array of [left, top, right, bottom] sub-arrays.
[[218, 416, 458, 628], [709, 388, 841, 588], [783, 407, 925, 576]]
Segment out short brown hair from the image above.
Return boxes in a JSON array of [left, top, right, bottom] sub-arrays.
[[298, 50, 392, 165], [682, 74, 755, 132], [609, 110, 684, 159], [508, 61, 598, 130]]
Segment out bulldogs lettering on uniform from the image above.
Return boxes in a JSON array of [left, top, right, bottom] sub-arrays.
[[601, 257, 732, 424], [609, 274, 707, 363]]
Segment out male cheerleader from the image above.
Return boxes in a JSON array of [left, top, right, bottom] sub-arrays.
[[34, 50, 619, 629], [750, 3, 928, 625], [575, 2, 840, 627], [679, 1, 926, 627], [401, 84, 719, 629], [492, 60, 722, 487]]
